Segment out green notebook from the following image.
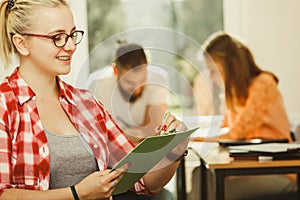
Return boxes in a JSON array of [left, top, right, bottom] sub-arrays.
[[111, 127, 199, 195]]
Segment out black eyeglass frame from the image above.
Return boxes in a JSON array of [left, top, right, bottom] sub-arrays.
[[21, 30, 84, 48]]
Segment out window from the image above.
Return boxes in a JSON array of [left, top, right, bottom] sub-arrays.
[[87, 0, 223, 115]]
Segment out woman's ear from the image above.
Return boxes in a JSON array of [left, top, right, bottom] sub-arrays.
[[12, 34, 29, 56]]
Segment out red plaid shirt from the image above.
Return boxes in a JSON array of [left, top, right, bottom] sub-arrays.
[[0, 68, 146, 194]]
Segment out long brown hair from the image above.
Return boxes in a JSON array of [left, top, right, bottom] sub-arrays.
[[203, 32, 278, 110]]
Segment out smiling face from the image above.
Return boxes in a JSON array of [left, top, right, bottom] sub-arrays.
[[19, 5, 77, 77]]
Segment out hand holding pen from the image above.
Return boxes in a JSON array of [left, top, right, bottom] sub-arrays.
[[157, 112, 187, 135], [155, 112, 189, 162]]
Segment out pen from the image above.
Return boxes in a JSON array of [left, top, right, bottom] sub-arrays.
[[258, 156, 273, 161], [160, 127, 176, 135], [159, 112, 176, 135], [159, 112, 169, 135]]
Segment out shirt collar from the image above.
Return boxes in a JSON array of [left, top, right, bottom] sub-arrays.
[[8, 67, 76, 106], [9, 68, 35, 105], [57, 77, 77, 106]]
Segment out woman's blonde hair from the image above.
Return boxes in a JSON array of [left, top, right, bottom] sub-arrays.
[[0, 0, 69, 67]]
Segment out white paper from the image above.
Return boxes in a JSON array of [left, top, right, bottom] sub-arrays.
[[228, 143, 300, 153]]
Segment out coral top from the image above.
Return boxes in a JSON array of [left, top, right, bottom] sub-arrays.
[[221, 73, 291, 142]]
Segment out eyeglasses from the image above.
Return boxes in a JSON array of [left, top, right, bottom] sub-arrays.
[[21, 30, 84, 48]]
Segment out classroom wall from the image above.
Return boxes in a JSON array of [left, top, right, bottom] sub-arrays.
[[223, 0, 300, 124]]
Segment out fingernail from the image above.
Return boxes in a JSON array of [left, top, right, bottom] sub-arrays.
[[161, 125, 167, 131]]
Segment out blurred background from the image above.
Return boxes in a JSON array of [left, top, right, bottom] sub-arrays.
[[1, 0, 299, 136]]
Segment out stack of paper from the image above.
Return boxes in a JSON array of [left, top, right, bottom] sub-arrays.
[[228, 143, 300, 153], [179, 115, 226, 138], [228, 143, 300, 161]]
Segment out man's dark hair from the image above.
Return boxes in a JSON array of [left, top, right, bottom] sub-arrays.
[[115, 43, 147, 70]]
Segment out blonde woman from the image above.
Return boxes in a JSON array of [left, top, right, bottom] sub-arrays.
[[0, 0, 187, 199]]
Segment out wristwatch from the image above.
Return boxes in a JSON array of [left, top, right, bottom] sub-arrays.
[[166, 149, 188, 162]]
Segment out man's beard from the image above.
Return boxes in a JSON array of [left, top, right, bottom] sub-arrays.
[[118, 84, 144, 103]]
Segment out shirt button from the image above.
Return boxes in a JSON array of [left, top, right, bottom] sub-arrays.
[[39, 145, 49, 157], [40, 180, 49, 190], [94, 144, 98, 149]]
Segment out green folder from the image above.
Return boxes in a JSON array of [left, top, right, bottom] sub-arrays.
[[111, 127, 199, 195]]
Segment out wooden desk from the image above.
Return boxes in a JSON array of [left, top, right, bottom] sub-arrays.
[[185, 142, 300, 200]]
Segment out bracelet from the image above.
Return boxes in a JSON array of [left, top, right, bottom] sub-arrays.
[[166, 149, 188, 162], [70, 185, 80, 200]]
